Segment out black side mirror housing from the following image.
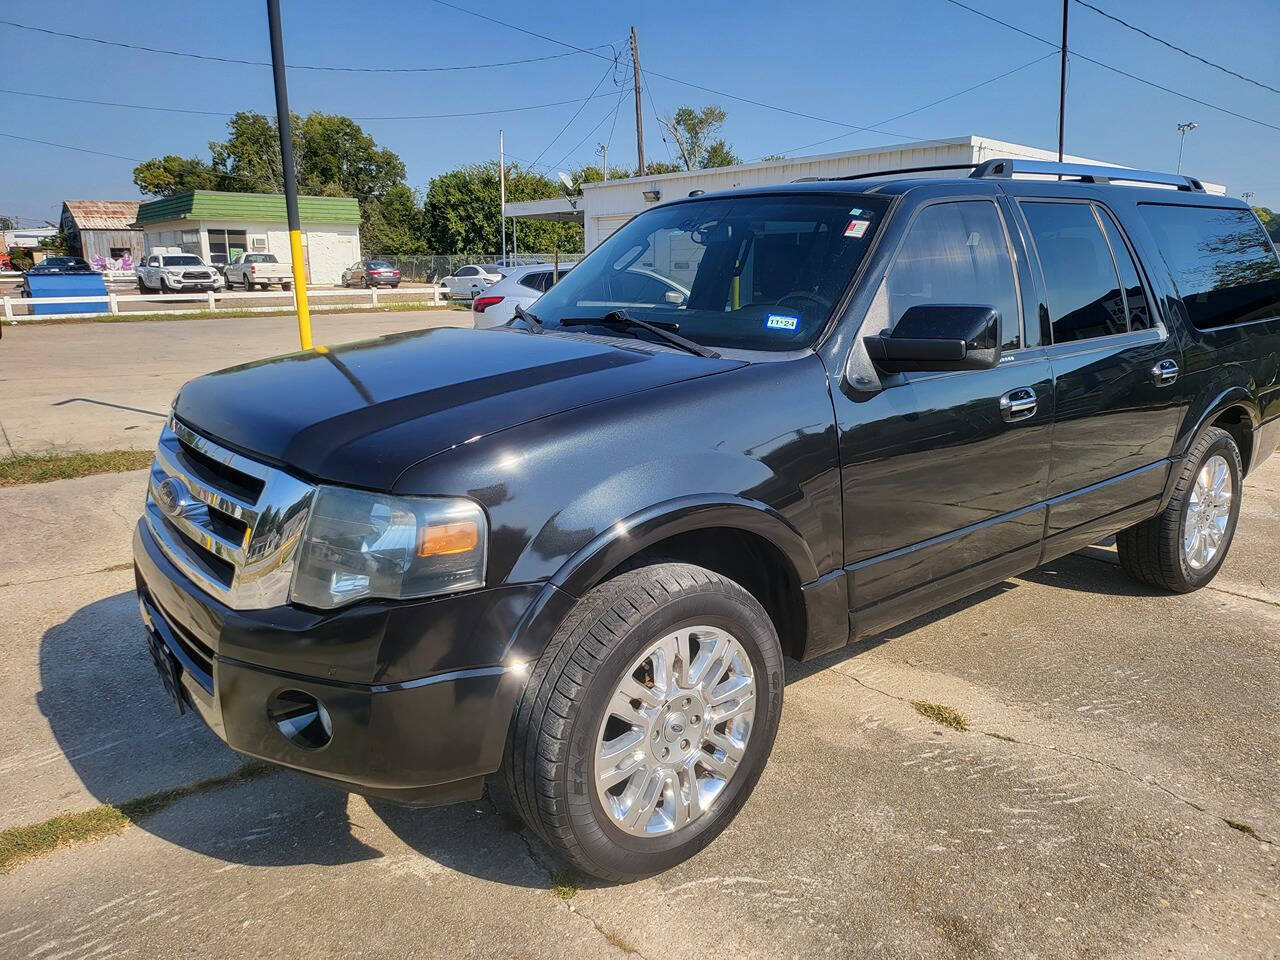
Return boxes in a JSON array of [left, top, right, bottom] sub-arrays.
[[863, 305, 1001, 373]]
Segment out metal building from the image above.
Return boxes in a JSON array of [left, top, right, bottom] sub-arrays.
[[59, 200, 144, 269], [506, 135, 1226, 251]]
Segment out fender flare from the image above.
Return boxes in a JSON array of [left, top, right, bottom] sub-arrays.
[[499, 495, 821, 667], [1163, 388, 1261, 504]]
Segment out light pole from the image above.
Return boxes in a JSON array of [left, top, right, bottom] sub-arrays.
[[1176, 121, 1197, 174], [1242, 191, 1255, 205]]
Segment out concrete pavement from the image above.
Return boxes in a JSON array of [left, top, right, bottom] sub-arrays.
[[0, 459, 1276, 958], [0, 309, 468, 455]]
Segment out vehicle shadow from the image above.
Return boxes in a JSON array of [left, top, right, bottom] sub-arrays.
[[37, 590, 551, 887]]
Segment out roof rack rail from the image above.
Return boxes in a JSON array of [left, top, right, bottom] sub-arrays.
[[971, 158, 1205, 192], [792, 162, 979, 183]]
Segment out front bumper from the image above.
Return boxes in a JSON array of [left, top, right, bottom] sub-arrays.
[[132, 520, 539, 806]]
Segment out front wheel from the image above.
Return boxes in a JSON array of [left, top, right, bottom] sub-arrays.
[[1117, 426, 1242, 592], [505, 562, 784, 881]]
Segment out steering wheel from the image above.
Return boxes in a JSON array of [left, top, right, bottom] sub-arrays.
[[775, 290, 831, 313]]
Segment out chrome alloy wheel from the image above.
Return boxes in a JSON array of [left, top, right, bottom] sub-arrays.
[[1184, 454, 1232, 571], [594, 626, 756, 837]]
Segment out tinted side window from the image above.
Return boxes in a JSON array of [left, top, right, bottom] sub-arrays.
[[1138, 205, 1280, 329], [1023, 201, 1127, 343], [519, 272, 550, 293], [1097, 207, 1153, 331], [456, 266, 476, 277], [886, 200, 1021, 351]]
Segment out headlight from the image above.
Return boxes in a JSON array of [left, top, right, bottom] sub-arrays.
[[290, 488, 487, 609]]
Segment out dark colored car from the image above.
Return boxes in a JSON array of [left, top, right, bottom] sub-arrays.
[[21, 256, 93, 295], [133, 159, 1280, 880], [341, 259, 401, 288]]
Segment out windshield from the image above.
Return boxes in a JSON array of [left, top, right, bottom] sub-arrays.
[[162, 255, 203, 267], [533, 193, 888, 351]]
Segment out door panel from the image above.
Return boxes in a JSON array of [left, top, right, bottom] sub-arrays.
[[837, 356, 1055, 618], [1016, 199, 1182, 540]]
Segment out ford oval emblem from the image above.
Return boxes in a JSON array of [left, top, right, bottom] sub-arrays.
[[154, 477, 189, 518]]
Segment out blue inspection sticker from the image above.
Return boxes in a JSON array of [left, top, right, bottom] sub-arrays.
[[765, 314, 800, 331]]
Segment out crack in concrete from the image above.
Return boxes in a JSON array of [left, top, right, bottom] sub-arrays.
[[0, 562, 133, 589], [1071, 550, 1280, 610], [482, 789, 651, 960], [831, 665, 1276, 849]]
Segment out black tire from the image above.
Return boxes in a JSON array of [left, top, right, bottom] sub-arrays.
[[391, 282, 400, 289], [244, 278, 255, 292], [504, 562, 784, 881], [282, 282, 292, 291], [1117, 426, 1242, 593]]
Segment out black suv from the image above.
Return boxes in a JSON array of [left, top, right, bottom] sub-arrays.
[[133, 159, 1280, 880]]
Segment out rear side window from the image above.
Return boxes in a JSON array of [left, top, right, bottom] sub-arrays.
[[519, 271, 551, 293], [1023, 201, 1128, 343], [1138, 205, 1280, 329], [885, 200, 1021, 351], [1097, 209, 1153, 331]]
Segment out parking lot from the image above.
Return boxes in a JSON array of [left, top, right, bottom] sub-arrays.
[[1, 315, 1277, 958]]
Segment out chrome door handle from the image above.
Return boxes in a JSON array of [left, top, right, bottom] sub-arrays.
[[999, 387, 1038, 422], [1152, 358, 1179, 387]]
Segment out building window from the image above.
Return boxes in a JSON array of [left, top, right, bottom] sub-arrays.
[[208, 229, 247, 265]]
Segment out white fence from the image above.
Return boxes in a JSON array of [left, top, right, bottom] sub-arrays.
[[1, 285, 447, 322]]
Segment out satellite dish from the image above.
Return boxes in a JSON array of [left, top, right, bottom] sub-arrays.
[[557, 171, 575, 191]]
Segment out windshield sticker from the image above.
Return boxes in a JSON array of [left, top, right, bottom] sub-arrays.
[[844, 219, 870, 239], [848, 207, 866, 216], [765, 314, 800, 331]]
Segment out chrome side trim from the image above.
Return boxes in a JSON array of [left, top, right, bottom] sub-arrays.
[[145, 417, 315, 609]]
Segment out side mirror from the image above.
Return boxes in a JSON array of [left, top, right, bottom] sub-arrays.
[[663, 289, 686, 305], [863, 305, 1001, 374]]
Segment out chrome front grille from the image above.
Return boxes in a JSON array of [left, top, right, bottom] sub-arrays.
[[144, 417, 315, 609]]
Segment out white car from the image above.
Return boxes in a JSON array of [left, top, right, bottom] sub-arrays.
[[441, 264, 501, 300], [471, 264, 574, 329]]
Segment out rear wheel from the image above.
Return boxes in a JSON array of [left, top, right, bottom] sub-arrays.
[[244, 278, 255, 292], [504, 562, 784, 881], [1117, 426, 1242, 592]]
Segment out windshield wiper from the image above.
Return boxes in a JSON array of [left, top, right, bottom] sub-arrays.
[[512, 303, 543, 334], [559, 310, 720, 359]]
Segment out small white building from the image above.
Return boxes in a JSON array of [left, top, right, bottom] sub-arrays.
[[133, 191, 362, 286], [507, 135, 1226, 251]]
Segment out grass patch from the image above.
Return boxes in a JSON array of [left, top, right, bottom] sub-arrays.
[[0, 760, 273, 874], [550, 868, 580, 900], [911, 699, 970, 732], [16, 299, 452, 326], [0, 449, 154, 486]]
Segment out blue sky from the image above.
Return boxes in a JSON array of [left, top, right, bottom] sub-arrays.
[[4, 0, 1278, 227]]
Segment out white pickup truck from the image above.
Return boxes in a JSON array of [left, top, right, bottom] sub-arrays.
[[137, 252, 225, 293], [224, 253, 293, 291]]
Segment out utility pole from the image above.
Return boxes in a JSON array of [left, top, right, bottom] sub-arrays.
[[499, 130, 507, 262], [630, 27, 645, 176], [597, 142, 608, 179], [1057, 0, 1068, 162], [1242, 191, 1255, 204], [1176, 121, 1197, 173], [266, 0, 311, 350]]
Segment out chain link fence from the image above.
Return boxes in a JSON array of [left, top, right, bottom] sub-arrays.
[[370, 253, 586, 283]]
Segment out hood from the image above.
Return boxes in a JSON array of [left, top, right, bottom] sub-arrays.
[[174, 326, 742, 489]]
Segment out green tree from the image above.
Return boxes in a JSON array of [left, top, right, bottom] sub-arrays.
[[658, 105, 738, 170], [132, 155, 227, 196], [1253, 205, 1279, 242], [424, 162, 582, 255], [363, 184, 427, 256]]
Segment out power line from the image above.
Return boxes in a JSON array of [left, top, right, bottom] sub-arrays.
[[0, 84, 625, 122], [0, 17, 614, 72], [528, 59, 620, 170], [753, 52, 1058, 161], [1072, 0, 1280, 97], [551, 91, 631, 172], [0, 131, 143, 163], [940, 0, 1280, 135]]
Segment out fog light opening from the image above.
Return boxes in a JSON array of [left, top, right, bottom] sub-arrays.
[[268, 690, 333, 749]]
